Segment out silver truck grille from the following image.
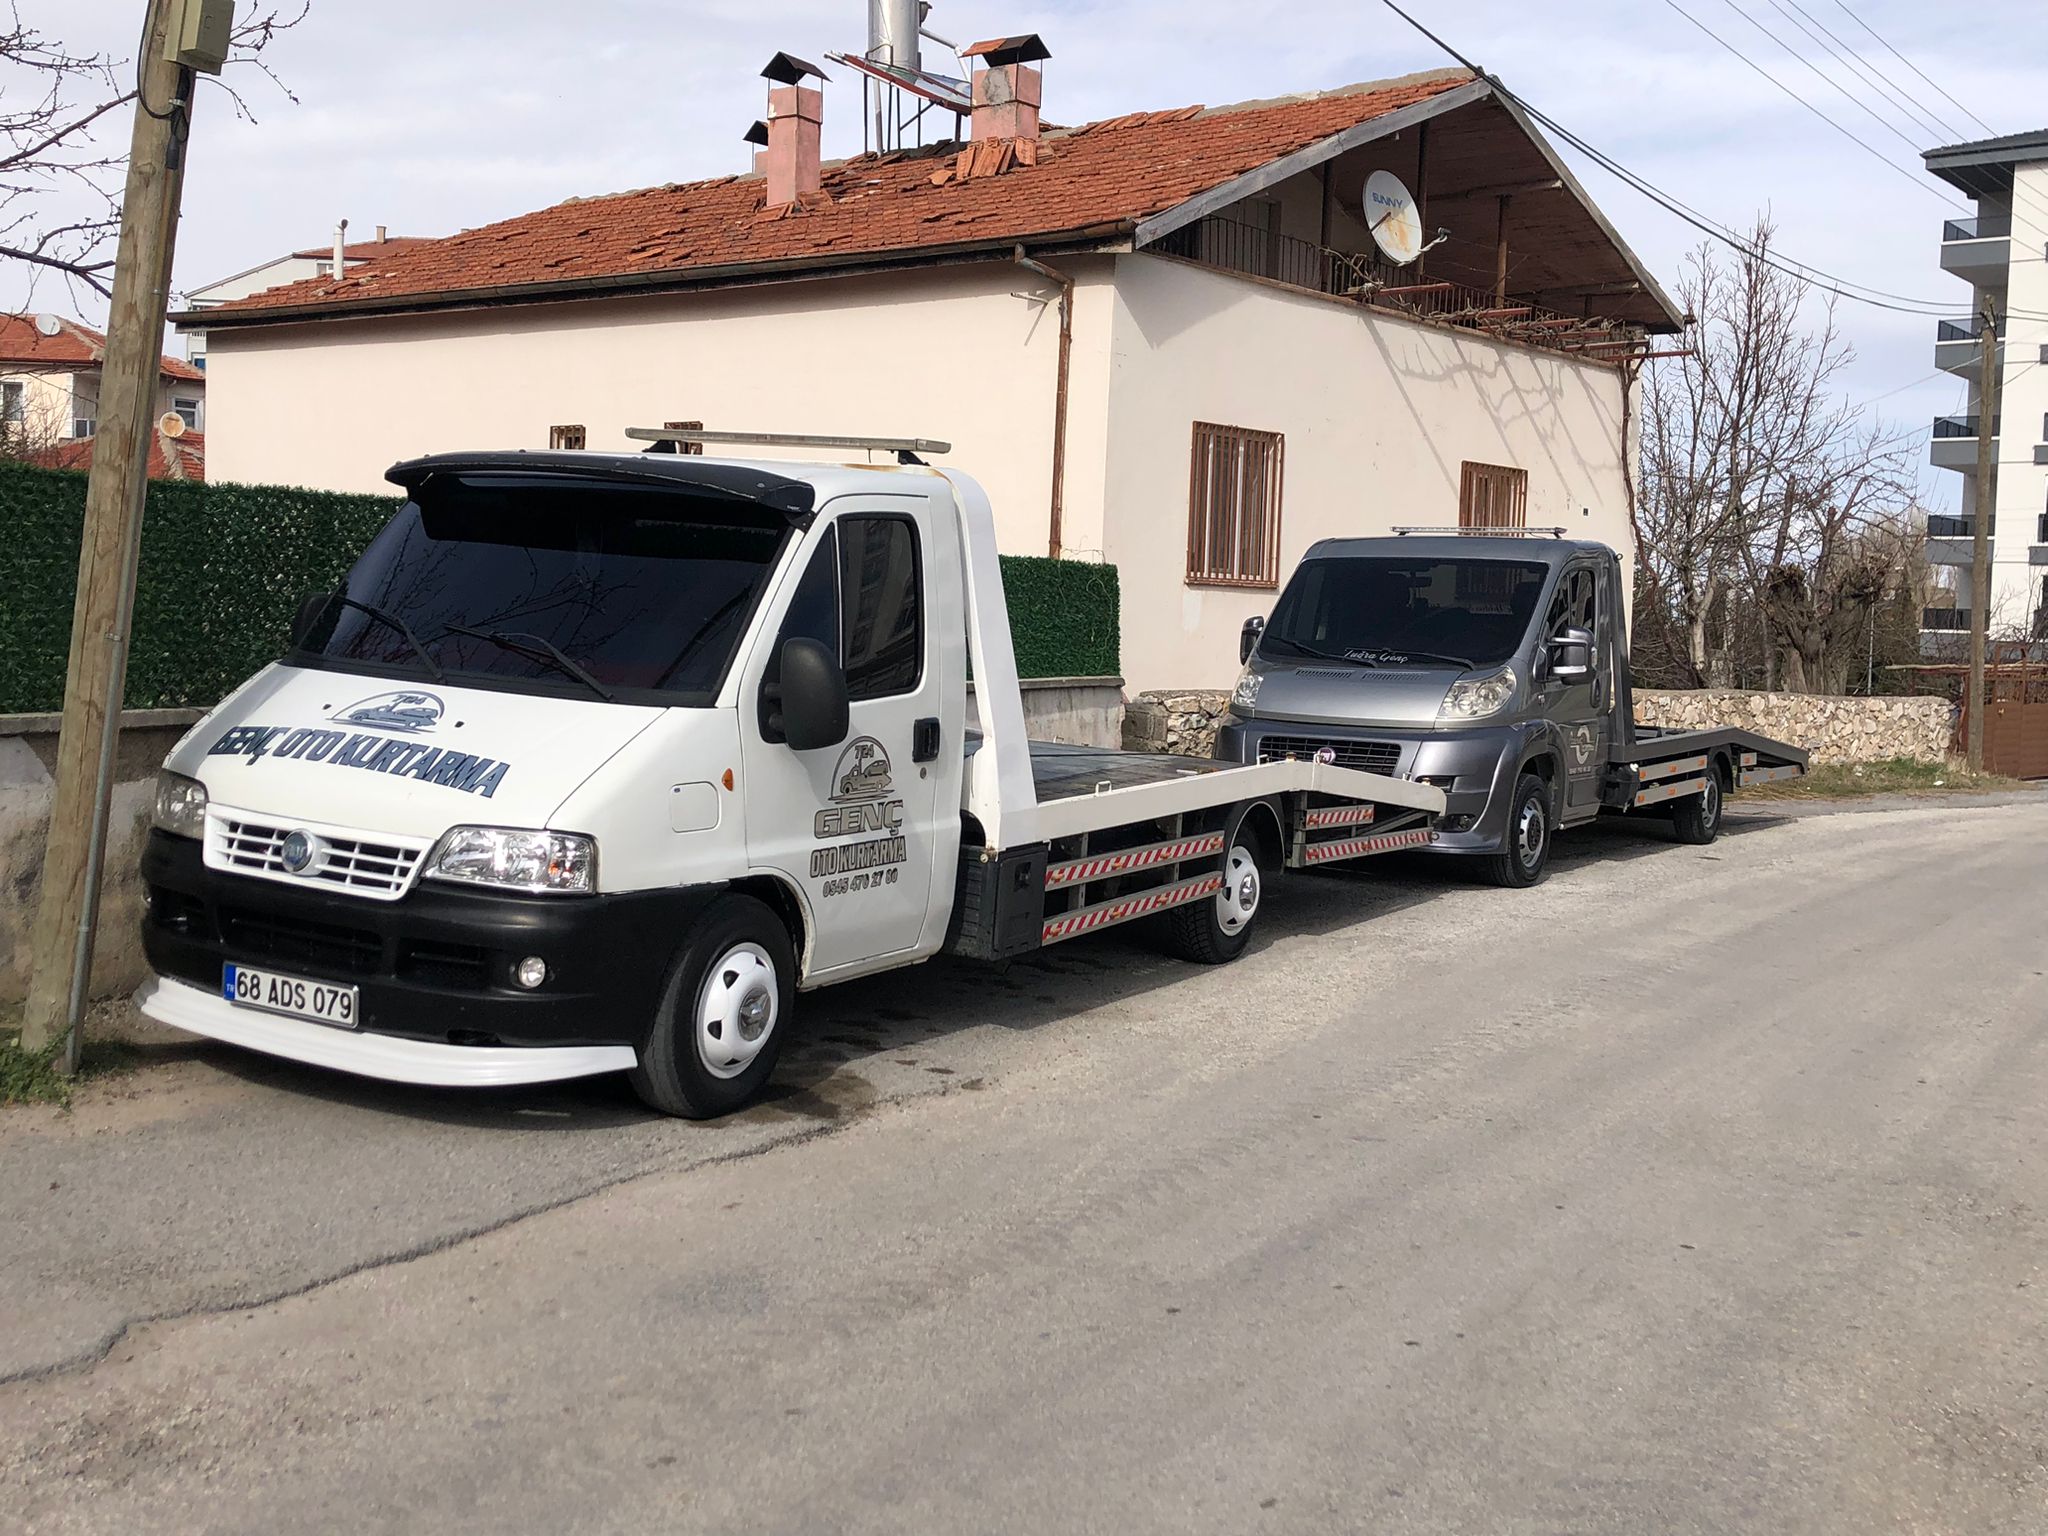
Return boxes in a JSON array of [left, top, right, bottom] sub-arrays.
[[205, 815, 428, 901], [1256, 735, 1404, 776]]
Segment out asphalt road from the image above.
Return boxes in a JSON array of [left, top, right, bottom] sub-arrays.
[[3, 795, 2045, 1533]]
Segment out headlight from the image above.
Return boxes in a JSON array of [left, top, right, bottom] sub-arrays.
[[152, 771, 208, 839], [427, 827, 597, 894], [1231, 668, 1263, 711], [1437, 664, 1517, 722]]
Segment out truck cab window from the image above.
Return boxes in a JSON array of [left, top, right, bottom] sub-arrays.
[[839, 516, 922, 699], [1546, 567, 1597, 643]]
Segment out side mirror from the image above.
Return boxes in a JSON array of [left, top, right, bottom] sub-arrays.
[[767, 636, 850, 752], [290, 591, 333, 647], [1240, 615, 1267, 664], [1549, 626, 1595, 680]]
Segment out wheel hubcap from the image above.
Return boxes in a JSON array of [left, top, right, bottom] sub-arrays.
[[1702, 776, 1721, 825], [1217, 845, 1260, 935], [1518, 799, 1547, 869], [695, 943, 779, 1079]]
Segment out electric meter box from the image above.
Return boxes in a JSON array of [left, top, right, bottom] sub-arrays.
[[165, 0, 234, 75]]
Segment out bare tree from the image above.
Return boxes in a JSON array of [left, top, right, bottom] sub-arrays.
[[0, 1, 305, 305], [1635, 219, 1916, 692]]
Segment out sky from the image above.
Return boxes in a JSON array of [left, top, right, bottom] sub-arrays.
[[23, 0, 2048, 512]]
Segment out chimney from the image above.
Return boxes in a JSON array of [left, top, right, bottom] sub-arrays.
[[742, 119, 770, 175], [331, 218, 348, 280], [375, 223, 387, 243], [962, 34, 1049, 144], [759, 53, 827, 208]]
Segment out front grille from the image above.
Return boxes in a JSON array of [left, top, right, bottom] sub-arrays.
[[396, 938, 493, 990], [1257, 735, 1403, 775], [218, 904, 383, 976], [207, 814, 427, 901]]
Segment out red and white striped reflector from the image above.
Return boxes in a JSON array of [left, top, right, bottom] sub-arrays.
[[1041, 875, 1223, 943], [1302, 804, 1377, 830], [1044, 833, 1226, 890], [1301, 827, 1434, 864]]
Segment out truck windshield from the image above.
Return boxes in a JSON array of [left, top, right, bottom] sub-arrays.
[[1262, 557, 1551, 669], [291, 475, 793, 704]]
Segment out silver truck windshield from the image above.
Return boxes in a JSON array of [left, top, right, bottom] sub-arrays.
[[291, 476, 792, 705], [1263, 557, 1550, 669]]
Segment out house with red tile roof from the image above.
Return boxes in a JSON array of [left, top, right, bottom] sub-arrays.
[[180, 224, 427, 370], [174, 53, 1681, 688], [0, 313, 206, 467]]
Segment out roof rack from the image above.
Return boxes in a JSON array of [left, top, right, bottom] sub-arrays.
[[625, 427, 952, 465], [1391, 525, 1571, 538]]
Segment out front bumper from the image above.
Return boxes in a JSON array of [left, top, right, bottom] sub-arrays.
[[1213, 716, 1524, 854], [141, 829, 721, 1055]]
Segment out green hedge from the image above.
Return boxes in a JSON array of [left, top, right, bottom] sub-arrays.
[[0, 462, 1120, 713]]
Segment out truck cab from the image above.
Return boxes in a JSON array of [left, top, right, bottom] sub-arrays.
[[1214, 532, 1802, 886]]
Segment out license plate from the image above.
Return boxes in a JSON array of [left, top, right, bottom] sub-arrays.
[[222, 963, 359, 1029]]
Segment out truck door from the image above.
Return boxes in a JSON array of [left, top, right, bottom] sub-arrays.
[[739, 505, 942, 977], [1543, 561, 1607, 809]]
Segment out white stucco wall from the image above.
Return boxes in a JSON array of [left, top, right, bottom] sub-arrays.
[[1984, 161, 2048, 635], [1099, 253, 1637, 691], [197, 261, 1114, 564], [0, 368, 203, 441]]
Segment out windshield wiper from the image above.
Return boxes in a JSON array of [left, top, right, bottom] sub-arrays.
[[1395, 649, 1478, 670], [440, 624, 614, 702], [324, 593, 444, 681], [1269, 639, 1370, 666]]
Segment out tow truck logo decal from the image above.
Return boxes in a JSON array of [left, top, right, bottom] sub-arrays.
[[811, 735, 906, 890], [1569, 723, 1598, 769], [338, 690, 445, 734], [205, 722, 510, 799]]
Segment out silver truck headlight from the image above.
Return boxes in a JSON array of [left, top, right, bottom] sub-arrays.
[[427, 827, 597, 894], [1437, 665, 1516, 722], [1231, 668, 1263, 710], [152, 771, 209, 839]]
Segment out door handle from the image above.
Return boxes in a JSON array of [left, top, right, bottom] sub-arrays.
[[912, 717, 941, 763]]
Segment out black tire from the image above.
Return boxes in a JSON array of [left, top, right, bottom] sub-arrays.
[[1483, 772, 1554, 888], [1163, 816, 1264, 964], [630, 896, 796, 1119], [1671, 766, 1725, 845]]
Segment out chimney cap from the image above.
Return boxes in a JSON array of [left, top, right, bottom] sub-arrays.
[[961, 34, 1050, 66], [761, 52, 829, 85], [742, 119, 770, 146]]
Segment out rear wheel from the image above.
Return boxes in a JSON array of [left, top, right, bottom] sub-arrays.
[[1483, 773, 1553, 888], [1671, 767, 1725, 845], [630, 896, 795, 1119], [1164, 821, 1263, 964]]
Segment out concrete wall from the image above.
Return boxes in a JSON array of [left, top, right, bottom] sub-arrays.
[[1098, 254, 1637, 693], [198, 260, 1117, 565], [967, 676, 1124, 748], [0, 710, 202, 1010]]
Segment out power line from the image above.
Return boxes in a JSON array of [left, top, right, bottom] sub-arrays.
[[1659, 0, 1967, 213], [1761, 0, 1955, 145], [1825, 0, 1996, 138]]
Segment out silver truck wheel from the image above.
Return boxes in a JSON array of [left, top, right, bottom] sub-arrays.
[[695, 942, 780, 1080], [1216, 844, 1261, 935], [1483, 772, 1554, 889]]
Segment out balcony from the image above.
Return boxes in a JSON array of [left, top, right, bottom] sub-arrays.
[[1941, 214, 2012, 281], [1934, 316, 2001, 376], [1930, 414, 1997, 471], [1926, 512, 1990, 565], [1922, 606, 1972, 632]]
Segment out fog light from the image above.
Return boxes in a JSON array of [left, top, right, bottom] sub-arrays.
[[514, 956, 548, 990]]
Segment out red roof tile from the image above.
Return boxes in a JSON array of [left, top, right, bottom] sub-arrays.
[[286, 236, 431, 262], [0, 313, 204, 381], [193, 72, 1474, 323], [33, 429, 206, 481]]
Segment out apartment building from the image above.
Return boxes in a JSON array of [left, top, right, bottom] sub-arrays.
[[1922, 129, 2048, 650]]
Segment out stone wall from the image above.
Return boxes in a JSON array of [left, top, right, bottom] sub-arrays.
[[1632, 690, 1956, 766], [1, 709, 203, 1010], [1125, 687, 1959, 768]]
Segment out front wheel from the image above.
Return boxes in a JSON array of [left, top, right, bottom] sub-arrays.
[[1483, 772, 1553, 888], [1670, 768, 1724, 845], [630, 896, 795, 1119], [1163, 823, 1263, 964]]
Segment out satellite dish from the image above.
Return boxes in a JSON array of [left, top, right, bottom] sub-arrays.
[[1364, 170, 1423, 265], [33, 313, 62, 337], [158, 412, 186, 439]]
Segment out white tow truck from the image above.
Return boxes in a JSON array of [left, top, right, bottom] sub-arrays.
[[138, 438, 1443, 1116]]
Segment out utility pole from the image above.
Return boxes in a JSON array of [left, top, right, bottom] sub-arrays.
[[1966, 291, 1999, 771], [18, 0, 224, 1070]]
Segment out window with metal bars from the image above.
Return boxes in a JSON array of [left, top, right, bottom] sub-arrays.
[[1186, 421, 1284, 588], [1458, 462, 1528, 529], [549, 424, 586, 450]]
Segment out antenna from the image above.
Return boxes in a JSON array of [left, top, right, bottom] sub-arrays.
[[1364, 170, 1424, 265], [33, 313, 61, 337]]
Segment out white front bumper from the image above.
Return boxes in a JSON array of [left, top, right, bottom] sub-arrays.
[[139, 976, 638, 1088]]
